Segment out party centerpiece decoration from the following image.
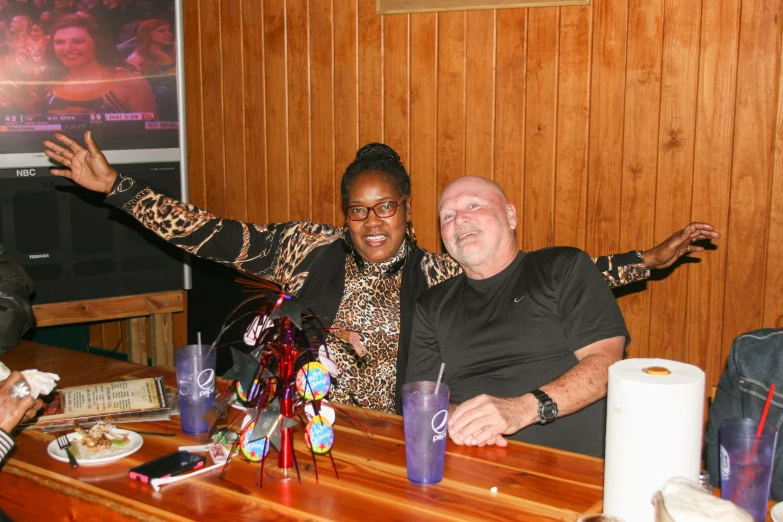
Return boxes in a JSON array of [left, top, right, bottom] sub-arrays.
[[201, 276, 368, 485]]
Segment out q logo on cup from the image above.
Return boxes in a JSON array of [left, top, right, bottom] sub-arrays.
[[197, 368, 216, 398], [431, 409, 448, 443]]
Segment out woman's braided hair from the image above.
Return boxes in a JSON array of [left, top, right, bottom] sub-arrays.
[[340, 143, 411, 208]]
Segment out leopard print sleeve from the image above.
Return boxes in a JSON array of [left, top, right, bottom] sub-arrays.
[[591, 251, 649, 288], [104, 175, 340, 289], [419, 247, 648, 290], [420, 251, 463, 288]]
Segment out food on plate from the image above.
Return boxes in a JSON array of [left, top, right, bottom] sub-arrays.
[[70, 423, 129, 456]]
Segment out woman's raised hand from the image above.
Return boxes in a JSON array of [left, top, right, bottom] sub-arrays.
[[641, 222, 721, 270], [43, 131, 118, 194]]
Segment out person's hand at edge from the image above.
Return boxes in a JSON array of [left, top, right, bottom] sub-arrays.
[[642, 222, 721, 270], [0, 372, 44, 433], [43, 130, 119, 194]]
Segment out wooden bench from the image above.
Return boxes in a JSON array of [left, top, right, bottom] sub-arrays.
[[32, 290, 185, 367]]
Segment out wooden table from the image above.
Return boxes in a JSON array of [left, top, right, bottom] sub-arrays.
[[0, 342, 607, 521]]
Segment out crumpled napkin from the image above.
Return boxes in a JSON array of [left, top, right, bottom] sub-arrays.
[[0, 361, 60, 399], [656, 476, 753, 522]]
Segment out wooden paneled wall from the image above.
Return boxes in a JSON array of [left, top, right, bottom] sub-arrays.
[[97, 0, 783, 388]]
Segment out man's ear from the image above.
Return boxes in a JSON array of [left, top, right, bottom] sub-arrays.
[[506, 203, 518, 230]]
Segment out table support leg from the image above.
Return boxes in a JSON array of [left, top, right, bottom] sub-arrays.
[[150, 312, 174, 367], [128, 317, 149, 365]]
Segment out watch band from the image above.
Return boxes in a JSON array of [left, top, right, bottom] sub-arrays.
[[529, 388, 558, 425]]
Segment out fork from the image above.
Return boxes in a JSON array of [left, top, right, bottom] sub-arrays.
[[55, 433, 78, 468]]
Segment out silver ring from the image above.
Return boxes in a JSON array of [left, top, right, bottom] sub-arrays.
[[9, 380, 31, 400], [65, 160, 71, 167]]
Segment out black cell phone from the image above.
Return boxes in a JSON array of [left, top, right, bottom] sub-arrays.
[[129, 451, 206, 483]]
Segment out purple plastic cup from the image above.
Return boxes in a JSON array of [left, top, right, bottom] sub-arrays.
[[402, 381, 450, 485], [719, 417, 777, 522], [174, 344, 216, 434]]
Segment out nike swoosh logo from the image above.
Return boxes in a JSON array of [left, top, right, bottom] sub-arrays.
[[514, 295, 525, 303]]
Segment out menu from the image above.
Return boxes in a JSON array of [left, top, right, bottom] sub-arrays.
[[27, 377, 171, 430]]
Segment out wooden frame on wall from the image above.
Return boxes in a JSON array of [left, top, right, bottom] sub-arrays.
[[377, 0, 589, 15]]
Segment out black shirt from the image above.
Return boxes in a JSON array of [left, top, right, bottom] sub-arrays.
[[406, 247, 630, 457]]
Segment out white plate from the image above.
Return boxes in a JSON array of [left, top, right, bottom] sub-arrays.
[[771, 501, 783, 522], [47, 430, 143, 465]]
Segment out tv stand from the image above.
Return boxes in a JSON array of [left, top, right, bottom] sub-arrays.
[[32, 290, 185, 366]]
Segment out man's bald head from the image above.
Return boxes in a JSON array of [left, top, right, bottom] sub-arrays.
[[439, 176, 510, 211], [438, 175, 518, 280]]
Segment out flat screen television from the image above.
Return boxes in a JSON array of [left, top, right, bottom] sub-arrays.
[[0, 0, 191, 303], [0, 0, 186, 168]]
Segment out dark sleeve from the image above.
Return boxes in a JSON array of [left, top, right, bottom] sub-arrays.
[[0, 245, 34, 354], [405, 300, 444, 384], [104, 175, 339, 282], [0, 428, 13, 462], [559, 251, 631, 353], [591, 251, 649, 288]]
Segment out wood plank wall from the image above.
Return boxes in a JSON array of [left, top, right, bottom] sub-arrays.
[[99, 0, 783, 390]]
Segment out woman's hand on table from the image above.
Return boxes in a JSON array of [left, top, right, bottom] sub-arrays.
[[0, 372, 43, 433]]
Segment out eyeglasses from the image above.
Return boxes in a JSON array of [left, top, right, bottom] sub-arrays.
[[344, 200, 401, 221]]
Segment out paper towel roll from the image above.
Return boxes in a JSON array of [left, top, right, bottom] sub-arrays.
[[603, 358, 705, 522]]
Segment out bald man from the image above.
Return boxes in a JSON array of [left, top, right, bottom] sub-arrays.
[[405, 176, 629, 457]]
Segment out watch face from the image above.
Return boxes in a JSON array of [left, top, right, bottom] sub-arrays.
[[543, 404, 557, 419]]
